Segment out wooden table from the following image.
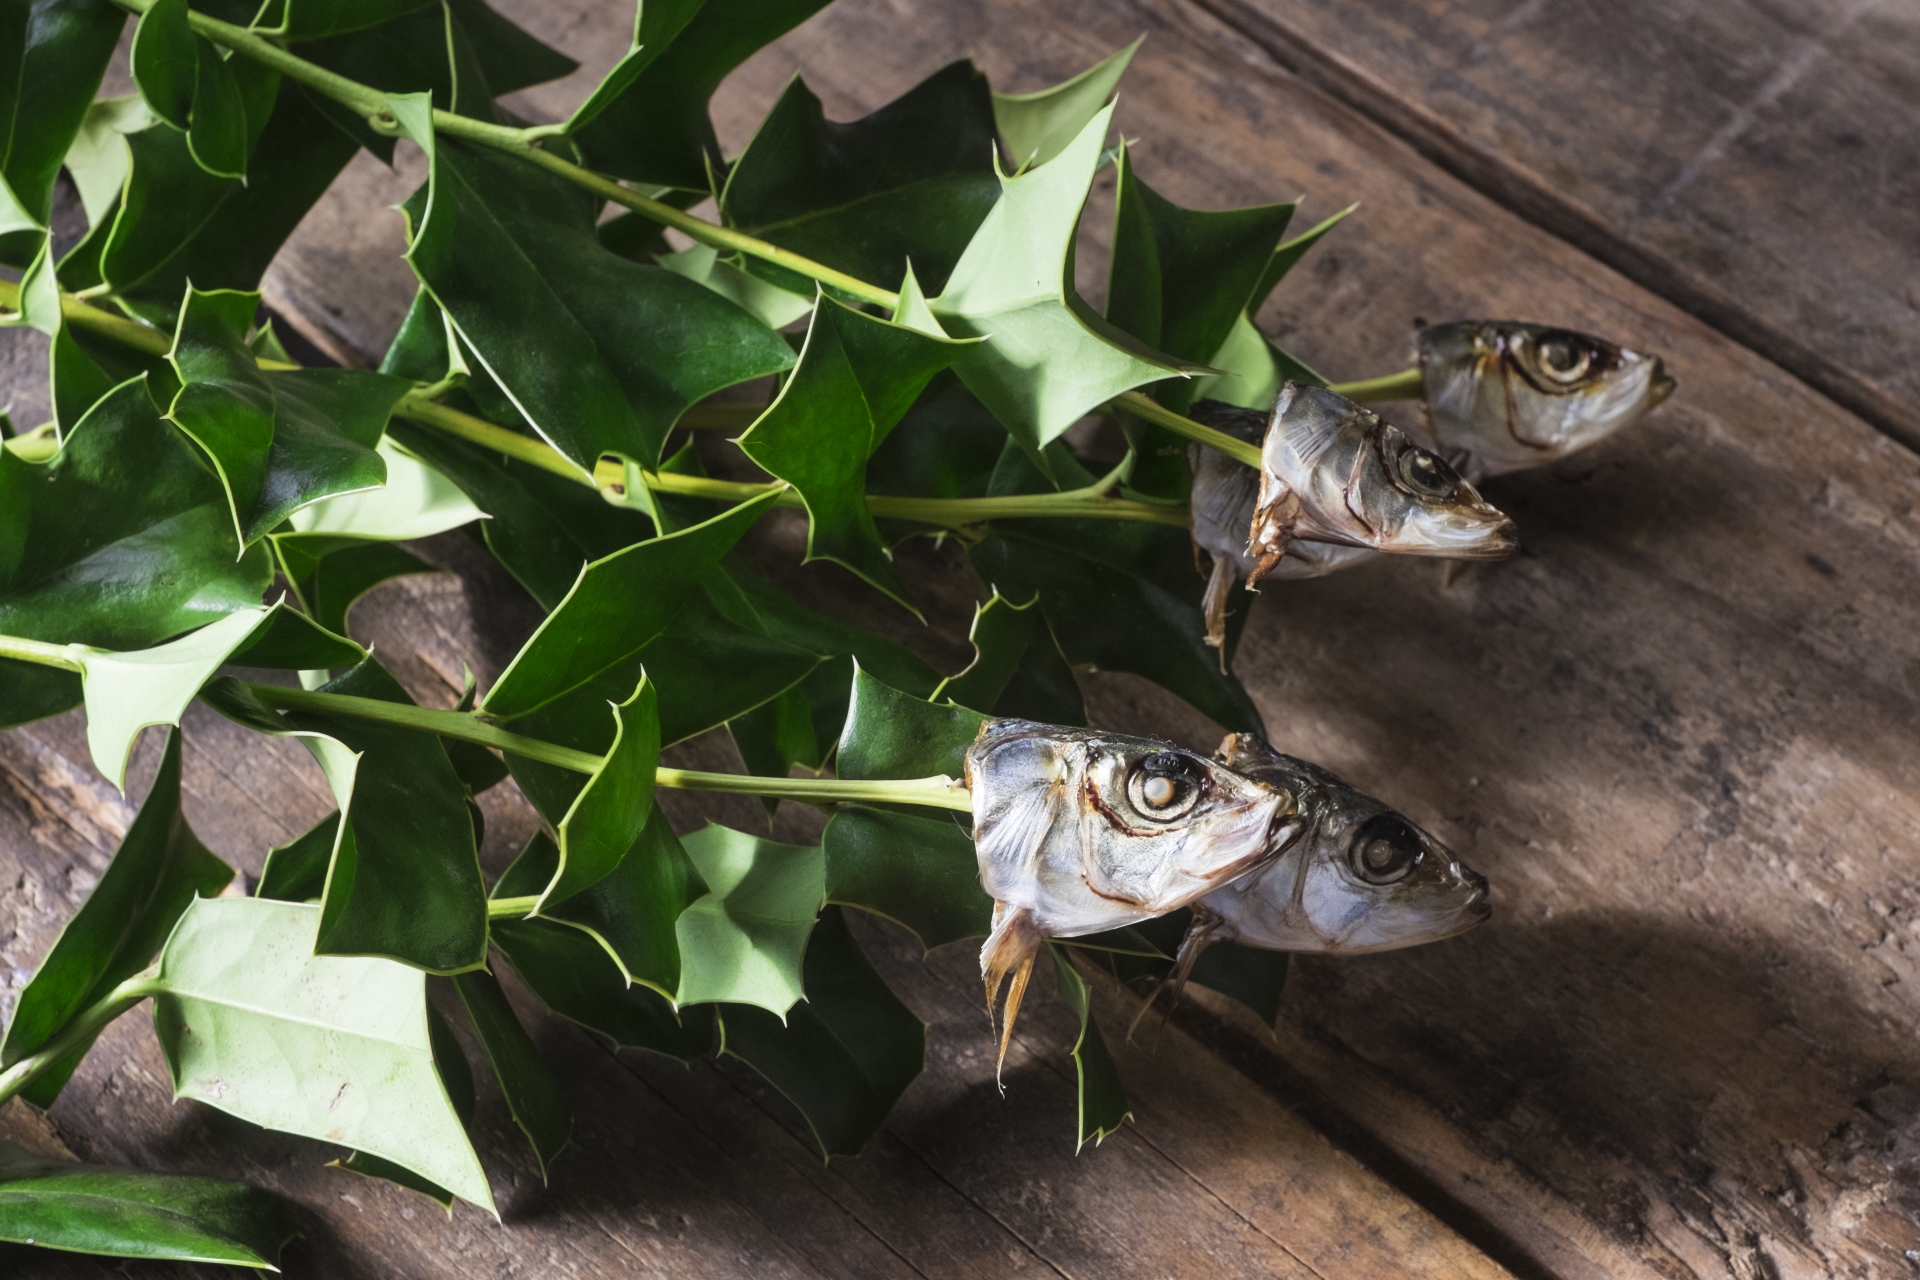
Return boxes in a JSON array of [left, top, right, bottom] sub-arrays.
[[5, 1, 1917, 1275]]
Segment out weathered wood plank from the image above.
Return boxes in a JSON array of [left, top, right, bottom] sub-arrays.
[[1184, 0, 1920, 452]]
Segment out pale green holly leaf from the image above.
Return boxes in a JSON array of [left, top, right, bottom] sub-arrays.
[[675, 824, 824, 1016], [927, 103, 1200, 455], [992, 36, 1142, 171], [152, 896, 494, 1213], [65, 97, 156, 230], [737, 295, 967, 608], [284, 437, 488, 541], [823, 805, 990, 952], [657, 244, 814, 330]]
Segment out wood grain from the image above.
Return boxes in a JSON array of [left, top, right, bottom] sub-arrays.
[[8, 0, 1920, 1276]]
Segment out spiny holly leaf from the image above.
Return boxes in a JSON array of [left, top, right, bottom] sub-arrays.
[[1188, 206, 1352, 409], [0, 379, 271, 731], [166, 287, 411, 546], [1051, 944, 1131, 1150], [570, 0, 833, 191], [737, 295, 967, 608], [824, 805, 990, 951], [675, 824, 824, 1016], [494, 811, 701, 997], [970, 442, 1263, 735], [656, 244, 814, 330], [933, 589, 1086, 725], [330, 997, 476, 1212], [129, 0, 196, 132], [65, 605, 272, 788], [1106, 145, 1297, 494], [0, 730, 231, 1108], [280, 0, 438, 41], [491, 914, 715, 1061], [992, 36, 1141, 172], [717, 907, 923, 1159], [481, 490, 779, 719], [451, 969, 572, 1181], [0, 1142, 295, 1267], [225, 600, 366, 671], [389, 93, 794, 473], [276, 541, 436, 642], [919, 103, 1201, 458], [538, 676, 658, 910], [152, 896, 494, 1212], [863, 371, 1008, 511], [0, 0, 125, 266], [722, 59, 999, 294], [835, 665, 987, 786]]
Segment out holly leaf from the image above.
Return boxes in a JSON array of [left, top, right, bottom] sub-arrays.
[[570, 0, 833, 191], [1051, 944, 1131, 1150], [0, 729, 231, 1108], [933, 588, 1086, 725], [451, 969, 571, 1180], [968, 442, 1263, 735], [388, 93, 794, 472], [922, 103, 1200, 457], [166, 287, 411, 546], [281, 436, 488, 543], [823, 805, 990, 951], [674, 824, 824, 1016], [717, 906, 923, 1158], [737, 295, 966, 608], [1187, 206, 1352, 410], [992, 36, 1141, 171], [1105, 145, 1297, 494], [0, 379, 270, 731], [835, 664, 987, 785], [539, 675, 659, 910], [1106, 909, 1291, 1027], [656, 244, 814, 330], [152, 897, 493, 1212], [491, 915, 715, 1061], [0, 0, 125, 266], [275, 541, 439, 639], [722, 59, 999, 293], [0, 1142, 294, 1267], [329, 996, 476, 1211], [494, 810, 700, 996], [280, 0, 438, 41], [480, 490, 779, 719]]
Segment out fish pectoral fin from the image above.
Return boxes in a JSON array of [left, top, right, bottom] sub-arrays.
[[1201, 554, 1236, 665], [981, 905, 1044, 1088], [1128, 907, 1224, 1042]]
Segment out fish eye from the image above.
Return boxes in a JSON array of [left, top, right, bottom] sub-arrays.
[[1348, 813, 1425, 884], [1394, 444, 1461, 500], [1128, 752, 1202, 821], [1534, 331, 1594, 384]]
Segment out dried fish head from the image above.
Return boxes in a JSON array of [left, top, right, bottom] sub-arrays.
[[1250, 382, 1518, 581], [966, 719, 1296, 1070], [1417, 320, 1675, 480], [1195, 735, 1489, 957]]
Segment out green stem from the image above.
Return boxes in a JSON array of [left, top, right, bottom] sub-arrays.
[[0, 972, 162, 1107], [243, 683, 972, 811], [487, 895, 540, 920], [1328, 368, 1424, 402], [1115, 391, 1261, 468], [0, 634, 85, 672]]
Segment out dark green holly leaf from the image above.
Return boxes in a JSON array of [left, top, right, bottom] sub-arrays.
[[1105, 145, 1297, 494], [270, 658, 487, 973], [675, 823, 823, 1015], [991, 36, 1140, 171], [917, 104, 1200, 457], [835, 665, 987, 784], [1050, 944, 1131, 1150], [50, 322, 119, 435], [1105, 909, 1290, 1027], [257, 811, 337, 903], [1188, 206, 1352, 410], [451, 968, 571, 1180], [186, 34, 252, 179], [0, 379, 270, 731], [481, 490, 779, 719], [0, 0, 125, 266], [570, 0, 832, 191], [717, 907, 923, 1158], [388, 94, 794, 472], [153, 897, 493, 1211], [933, 589, 1085, 725], [277, 540, 438, 638], [722, 59, 999, 293], [823, 805, 989, 951], [737, 296, 965, 607], [0, 1141, 294, 1267], [166, 286, 411, 546], [440, 670, 507, 795], [863, 370, 1007, 511], [282, 0, 436, 41], [0, 730, 231, 1108], [226, 601, 367, 671], [491, 916, 714, 1061], [86, 123, 230, 295], [969, 442, 1263, 735], [130, 0, 195, 131], [536, 676, 658, 909]]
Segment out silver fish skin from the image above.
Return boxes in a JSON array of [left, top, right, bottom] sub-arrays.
[[965, 719, 1296, 1069], [1416, 320, 1676, 482], [1191, 735, 1489, 960], [1184, 388, 1517, 653]]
